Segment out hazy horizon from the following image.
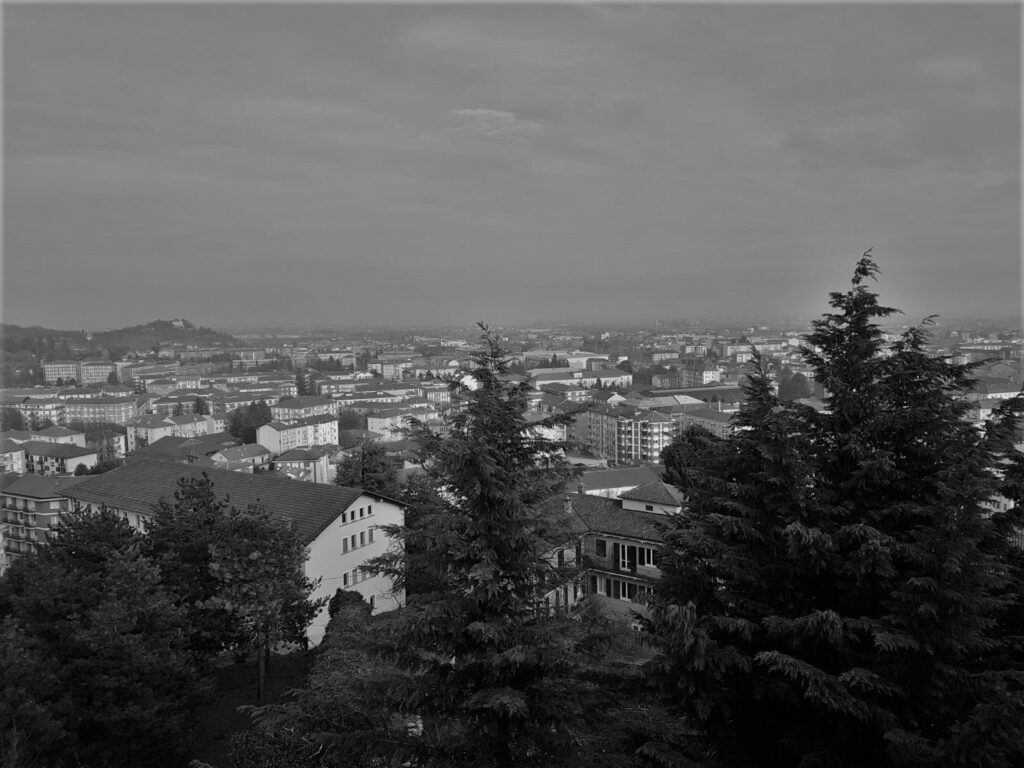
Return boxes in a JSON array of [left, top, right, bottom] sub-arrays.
[[5, 4, 1020, 330]]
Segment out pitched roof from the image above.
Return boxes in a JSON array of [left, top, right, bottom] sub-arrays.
[[0, 439, 26, 454], [618, 481, 684, 507], [20, 441, 98, 459], [274, 396, 334, 410], [36, 426, 84, 438], [276, 448, 324, 462], [543, 493, 667, 543], [60, 458, 375, 545], [2, 474, 89, 499], [578, 466, 661, 491], [214, 444, 272, 461]]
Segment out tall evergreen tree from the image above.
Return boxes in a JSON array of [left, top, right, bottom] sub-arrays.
[[368, 326, 584, 767], [648, 252, 1024, 768], [334, 442, 400, 498], [0, 508, 206, 767]]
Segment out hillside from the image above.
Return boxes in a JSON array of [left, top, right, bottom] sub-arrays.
[[91, 319, 238, 350], [1, 319, 239, 354]]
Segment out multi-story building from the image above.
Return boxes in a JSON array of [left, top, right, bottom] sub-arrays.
[[581, 406, 675, 465], [257, 414, 339, 456], [272, 448, 333, 484], [0, 397, 66, 428], [677, 407, 736, 439], [127, 414, 226, 453], [78, 361, 117, 386], [270, 396, 337, 422], [0, 438, 26, 474], [21, 441, 100, 475], [60, 459, 405, 644], [33, 426, 88, 447], [42, 361, 80, 385], [64, 396, 141, 428], [1, 475, 87, 564]]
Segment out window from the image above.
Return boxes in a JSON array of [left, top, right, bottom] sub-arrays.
[[343, 573, 349, 587], [638, 547, 655, 567], [619, 546, 629, 571], [595, 539, 607, 557], [369, 595, 375, 610], [342, 539, 349, 554], [359, 507, 365, 519], [367, 504, 373, 516], [342, 510, 348, 523], [359, 531, 366, 546], [368, 528, 374, 543], [645, 504, 654, 511], [351, 534, 357, 549]]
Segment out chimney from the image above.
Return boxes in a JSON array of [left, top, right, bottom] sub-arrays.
[[577, 481, 586, 495]]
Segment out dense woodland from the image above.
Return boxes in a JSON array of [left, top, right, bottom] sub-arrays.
[[2, 254, 1024, 768]]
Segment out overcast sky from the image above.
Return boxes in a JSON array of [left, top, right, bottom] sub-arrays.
[[4, 3, 1020, 331]]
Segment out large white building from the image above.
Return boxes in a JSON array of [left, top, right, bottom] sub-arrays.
[[257, 413, 339, 456], [60, 458, 405, 645]]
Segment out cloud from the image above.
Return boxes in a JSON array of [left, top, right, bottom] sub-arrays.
[[918, 55, 986, 84], [450, 108, 545, 142]]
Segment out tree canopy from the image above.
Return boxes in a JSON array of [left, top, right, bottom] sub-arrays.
[[334, 442, 400, 499], [648, 252, 1024, 768]]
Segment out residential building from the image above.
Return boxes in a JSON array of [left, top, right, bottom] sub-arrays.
[[79, 361, 117, 386], [34, 426, 88, 447], [581, 405, 675, 465], [64, 396, 141, 428], [257, 414, 339, 456], [60, 459, 405, 644], [42, 361, 80, 384], [272, 448, 333, 484], [271, 396, 337, 421], [21, 441, 100, 475], [678, 408, 736, 439], [0, 397, 66, 428], [574, 466, 663, 499], [1, 475, 88, 564], [208, 444, 273, 471], [0, 439, 26, 475]]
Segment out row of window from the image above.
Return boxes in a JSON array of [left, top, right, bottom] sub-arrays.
[[341, 567, 373, 587], [341, 504, 373, 524], [341, 527, 375, 553], [592, 576, 653, 602], [593, 539, 658, 568]]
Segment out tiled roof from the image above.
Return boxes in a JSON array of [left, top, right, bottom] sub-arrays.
[[36, 426, 84, 437], [214, 444, 272, 461], [619, 481, 684, 507], [578, 466, 661, 491], [2, 474, 89, 499], [60, 458, 374, 545], [276, 448, 323, 462], [275, 396, 334, 410], [20, 441, 98, 459], [0, 430, 37, 443], [542, 493, 667, 544], [686, 408, 735, 424], [0, 439, 26, 454]]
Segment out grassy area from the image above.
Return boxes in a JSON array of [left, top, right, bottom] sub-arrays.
[[189, 650, 316, 768]]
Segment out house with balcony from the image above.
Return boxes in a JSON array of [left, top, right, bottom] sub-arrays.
[[0, 475, 88, 565], [21, 441, 100, 475], [271, 396, 337, 422]]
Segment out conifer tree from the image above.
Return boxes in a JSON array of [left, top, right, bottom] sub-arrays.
[[649, 252, 1024, 768], [369, 325, 584, 767]]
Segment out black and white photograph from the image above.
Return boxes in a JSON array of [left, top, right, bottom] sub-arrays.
[[1, 3, 1022, 767]]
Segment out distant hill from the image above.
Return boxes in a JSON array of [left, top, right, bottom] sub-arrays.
[[2, 319, 239, 354], [91, 319, 239, 350]]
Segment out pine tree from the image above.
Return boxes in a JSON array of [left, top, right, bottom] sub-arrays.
[[368, 325, 584, 767], [648, 252, 1024, 768]]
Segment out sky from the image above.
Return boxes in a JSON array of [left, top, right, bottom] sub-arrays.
[[3, 3, 1020, 331]]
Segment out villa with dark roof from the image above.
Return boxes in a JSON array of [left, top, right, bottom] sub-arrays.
[[539, 484, 674, 622], [59, 458, 405, 644]]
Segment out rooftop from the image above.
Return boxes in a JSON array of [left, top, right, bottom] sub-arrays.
[[2, 474, 88, 499], [60, 458, 382, 545]]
